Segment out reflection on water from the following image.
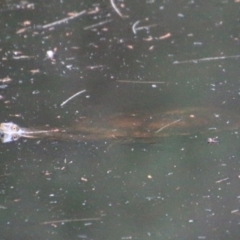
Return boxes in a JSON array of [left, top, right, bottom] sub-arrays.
[[1, 0, 240, 239]]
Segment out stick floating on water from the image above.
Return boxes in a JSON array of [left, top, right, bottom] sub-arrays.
[[132, 20, 158, 34], [17, 10, 86, 33], [155, 118, 182, 134], [110, 0, 128, 18], [84, 20, 112, 30], [41, 217, 101, 225], [117, 80, 165, 84], [173, 54, 240, 64], [41, 10, 86, 29], [60, 89, 86, 107]]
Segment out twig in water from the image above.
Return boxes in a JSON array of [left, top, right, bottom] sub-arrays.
[[84, 20, 112, 30], [117, 80, 165, 84], [159, 33, 171, 40], [132, 20, 158, 34], [215, 177, 229, 183], [132, 20, 140, 34], [110, 0, 128, 18], [60, 89, 86, 107], [41, 217, 101, 225], [155, 118, 182, 134], [41, 10, 86, 29], [86, 65, 106, 69], [173, 54, 240, 64], [17, 10, 86, 33], [12, 55, 34, 59]]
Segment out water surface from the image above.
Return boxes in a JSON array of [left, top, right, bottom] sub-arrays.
[[1, 0, 240, 239]]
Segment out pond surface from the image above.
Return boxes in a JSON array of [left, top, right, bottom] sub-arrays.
[[1, 0, 240, 239]]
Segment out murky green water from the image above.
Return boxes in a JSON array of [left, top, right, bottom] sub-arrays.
[[1, 0, 240, 239]]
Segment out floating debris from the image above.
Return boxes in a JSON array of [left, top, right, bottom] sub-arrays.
[[0, 77, 11, 83], [173, 54, 240, 64], [132, 20, 158, 34], [60, 89, 86, 107], [110, 0, 128, 18], [117, 80, 165, 84], [41, 217, 101, 225], [215, 177, 229, 184], [17, 10, 86, 34], [46, 48, 57, 60], [207, 137, 219, 144], [155, 118, 182, 134], [159, 33, 171, 40], [84, 19, 112, 30]]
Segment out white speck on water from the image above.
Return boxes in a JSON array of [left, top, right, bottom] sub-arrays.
[[77, 234, 88, 239], [193, 42, 203, 45], [47, 50, 54, 59], [32, 90, 40, 94], [121, 237, 132, 240], [146, 0, 154, 3], [66, 65, 72, 69], [146, 196, 154, 201], [152, 84, 157, 88], [214, 114, 220, 118], [49, 194, 55, 197], [188, 219, 194, 223], [204, 209, 212, 212], [84, 222, 92, 226], [178, 13, 184, 17]]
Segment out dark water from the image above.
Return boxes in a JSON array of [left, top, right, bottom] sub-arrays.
[[1, 0, 240, 239]]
